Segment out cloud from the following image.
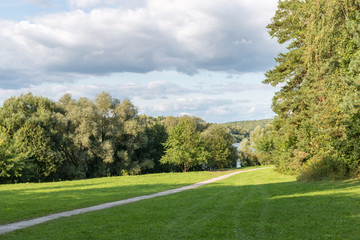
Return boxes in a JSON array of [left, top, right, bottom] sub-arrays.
[[139, 96, 274, 123], [23, 0, 50, 6], [0, 79, 196, 104], [211, 81, 276, 94], [67, 0, 146, 9], [141, 97, 240, 118], [248, 107, 256, 113], [112, 81, 195, 99], [0, 77, 275, 123], [0, 0, 281, 89]]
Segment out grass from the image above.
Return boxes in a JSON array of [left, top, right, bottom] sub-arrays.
[[1, 167, 360, 239], [0, 170, 238, 225]]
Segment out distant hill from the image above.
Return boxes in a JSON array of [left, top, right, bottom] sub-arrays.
[[223, 119, 272, 132]]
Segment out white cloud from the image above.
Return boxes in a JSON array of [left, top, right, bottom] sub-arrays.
[[142, 97, 236, 116], [112, 81, 194, 99], [0, 75, 276, 123], [67, 0, 146, 9], [23, 0, 50, 6], [248, 107, 256, 113], [0, 0, 281, 89], [68, 0, 101, 8]]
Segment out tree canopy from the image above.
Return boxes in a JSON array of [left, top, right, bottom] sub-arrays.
[[0, 93, 238, 183], [265, 0, 360, 179]]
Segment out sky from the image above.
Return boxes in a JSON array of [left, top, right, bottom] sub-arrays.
[[0, 0, 283, 123]]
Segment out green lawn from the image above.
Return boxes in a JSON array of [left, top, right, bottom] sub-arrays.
[[1, 167, 360, 239], [0, 170, 237, 225]]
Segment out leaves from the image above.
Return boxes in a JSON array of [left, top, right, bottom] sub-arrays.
[[265, 0, 360, 179]]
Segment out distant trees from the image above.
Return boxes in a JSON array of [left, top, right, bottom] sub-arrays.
[[201, 125, 238, 169], [0, 93, 238, 183], [237, 124, 274, 167], [161, 116, 237, 171]]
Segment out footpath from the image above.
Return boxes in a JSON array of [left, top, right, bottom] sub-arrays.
[[0, 167, 272, 235]]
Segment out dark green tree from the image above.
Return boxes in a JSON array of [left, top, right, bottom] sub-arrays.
[[0, 93, 67, 182]]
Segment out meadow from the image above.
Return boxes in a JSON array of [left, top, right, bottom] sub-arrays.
[[0, 170, 235, 225], [1, 167, 360, 239]]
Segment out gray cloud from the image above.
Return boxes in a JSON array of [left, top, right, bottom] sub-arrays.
[[210, 81, 277, 94], [139, 96, 274, 123], [23, 0, 50, 6], [67, 0, 146, 10], [0, 77, 275, 123], [0, 0, 280, 89], [141, 97, 236, 117], [111, 81, 195, 99]]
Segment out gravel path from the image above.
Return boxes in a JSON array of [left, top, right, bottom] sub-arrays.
[[0, 167, 272, 235]]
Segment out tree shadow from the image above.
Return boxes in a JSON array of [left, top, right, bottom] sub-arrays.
[[1, 175, 360, 239]]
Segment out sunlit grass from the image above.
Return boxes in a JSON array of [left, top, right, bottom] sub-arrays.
[[2, 167, 360, 239], [0, 170, 237, 225]]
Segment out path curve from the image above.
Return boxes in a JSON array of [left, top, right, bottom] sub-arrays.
[[0, 167, 272, 235]]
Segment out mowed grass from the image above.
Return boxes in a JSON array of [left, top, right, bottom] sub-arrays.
[[2, 167, 360, 239], [0, 170, 238, 225]]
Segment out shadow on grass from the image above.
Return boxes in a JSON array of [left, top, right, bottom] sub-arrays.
[[1, 176, 360, 239], [0, 183, 194, 225]]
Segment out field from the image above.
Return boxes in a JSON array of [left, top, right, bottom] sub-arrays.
[[1, 167, 360, 239], [0, 171, 235, 225]]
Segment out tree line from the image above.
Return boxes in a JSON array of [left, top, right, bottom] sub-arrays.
[[260, 0, 360, 180], [0, 92, 238, 183]]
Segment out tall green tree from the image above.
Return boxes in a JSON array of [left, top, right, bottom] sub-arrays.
[[0, 93, 67, 182], [266, 0, 360, 179]]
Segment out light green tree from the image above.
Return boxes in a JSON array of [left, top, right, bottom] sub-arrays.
[[160, 117, 208, 172], [201, 125, 237, 169]]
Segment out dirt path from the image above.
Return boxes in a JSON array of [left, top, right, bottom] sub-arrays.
[[0, 167, 272, 235]]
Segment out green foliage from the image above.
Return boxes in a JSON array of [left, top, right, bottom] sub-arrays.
[[0, 93, 67, 183], [224, 119, 272, 131], [0, 93, 238, 182], [141, 123, 170, 173], [0, 92, 167, 183], [58, 92, 153, 178], [223, 119, 272, 143], [237, 125, 275, 167], [265, 0, 360, 179], [201, 125, 237, 169], [160, 117, 209, 172], [0, 127, 25, 183], [160, 116, 237, 171], [226, 125, 249, 142], [238, 138, 259, 167]]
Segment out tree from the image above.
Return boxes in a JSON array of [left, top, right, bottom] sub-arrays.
[[238, 135, 259, 167], [265, 0, 360, 179], [0, 93, 67, 182], [58, 93, 154, 177], [141, 123, 170, 173], [160, 117, 208, 172], [201, 125, 237, 169], [0, 127, 25, 183]]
